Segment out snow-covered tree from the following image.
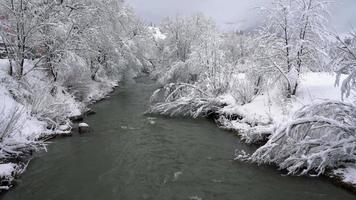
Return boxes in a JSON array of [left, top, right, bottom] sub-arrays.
[[154, 14, 218, 84], [335, 32, 356, 100], [148, 14, 233, 117], [0, 0, 72, 78], [222, 31, 255, 67], [256, 0, 331, 97]]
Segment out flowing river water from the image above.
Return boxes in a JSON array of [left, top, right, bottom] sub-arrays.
[[2, 77, 355, 200]]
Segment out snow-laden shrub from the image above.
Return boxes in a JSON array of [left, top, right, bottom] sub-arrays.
[[245, 101, 356, 176], [28, 84, 81, 131], [229, 79, 256, 105], [149, 83, 223, 118], [0, 106, 23, 143], [150, 63, 234, 118], [199, 69, 231, 97], [157, 61, 199, 85], [0, 106, 43, 160]]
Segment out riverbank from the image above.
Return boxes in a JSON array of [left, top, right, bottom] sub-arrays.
[[149, 71, 356, 194], [212, 72, 356, 193], [2, 76, 355, 200], [0, 59, 123, 191]]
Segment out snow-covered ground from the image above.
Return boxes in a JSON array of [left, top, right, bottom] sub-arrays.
[[220, 72, 354, 125], [333, 165, 356, 187], [0, 163, 17, 190], [0, 84, 46, 138], [148, 26, 167, 40]]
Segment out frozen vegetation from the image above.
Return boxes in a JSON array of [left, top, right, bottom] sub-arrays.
[[0, 0, 356, 194]]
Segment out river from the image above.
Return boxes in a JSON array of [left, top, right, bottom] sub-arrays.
[[2, 77, 355, 200]]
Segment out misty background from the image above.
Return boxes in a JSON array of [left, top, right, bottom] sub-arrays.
[[126, 0, 356, 32]]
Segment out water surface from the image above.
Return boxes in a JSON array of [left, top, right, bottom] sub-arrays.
[[2, 77, 355, 200]]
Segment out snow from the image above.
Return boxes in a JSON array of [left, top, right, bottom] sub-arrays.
[[148, 26, 167, 40], [79, 122, 89, 128], [333, 165, 356, 186], [296, 72, 353, 104], [222, 72, 353, 126], [0, 59, 9, 69], [0, 163, 16, 177], [0, 82, 46, 140]]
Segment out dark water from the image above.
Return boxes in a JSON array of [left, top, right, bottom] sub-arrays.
[[2, 77, 355, 200]]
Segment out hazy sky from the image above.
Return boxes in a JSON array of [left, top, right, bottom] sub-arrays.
[[126, 0, 356, 32]]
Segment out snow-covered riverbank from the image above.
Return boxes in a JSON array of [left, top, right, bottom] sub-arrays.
[[148, 71, 356, 193], [214, 72, 356, 192], [0, 59, 121, 190]]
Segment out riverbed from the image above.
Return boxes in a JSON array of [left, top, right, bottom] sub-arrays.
[[1, 77, 355, 200]]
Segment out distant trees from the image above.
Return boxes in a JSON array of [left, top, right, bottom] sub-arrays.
[[256, 0, 331, 97], [149, 14, 232, 117], [222, 31, 254, 67], [161, 14, 214, 63], [153, 14, 221, 85]]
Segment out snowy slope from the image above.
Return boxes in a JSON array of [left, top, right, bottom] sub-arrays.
[[0, 81, 47, 140]]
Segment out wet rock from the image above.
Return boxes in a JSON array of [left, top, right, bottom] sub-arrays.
[[78, 123, 90, 134]]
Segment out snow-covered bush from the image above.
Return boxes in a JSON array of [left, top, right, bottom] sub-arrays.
[[0, 106, 23, 143], [229, 79, 257, 105], [157, 61, 199, 85], [199, 68, 231, 97], [0, 105, 43, 160], [149, 83, 223, 118], [27, 84, 79, 131], [57, 53, 92, 102], [152, 15, 220, 84], [245, 101, 356, 176], [149, 14, 236, 117]]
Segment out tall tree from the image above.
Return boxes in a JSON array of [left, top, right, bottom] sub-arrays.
[[256, 0, 330, 97]]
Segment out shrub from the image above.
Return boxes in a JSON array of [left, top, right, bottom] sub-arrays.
[[246, 101, 356, 176], [230, 79, 257, 105]]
